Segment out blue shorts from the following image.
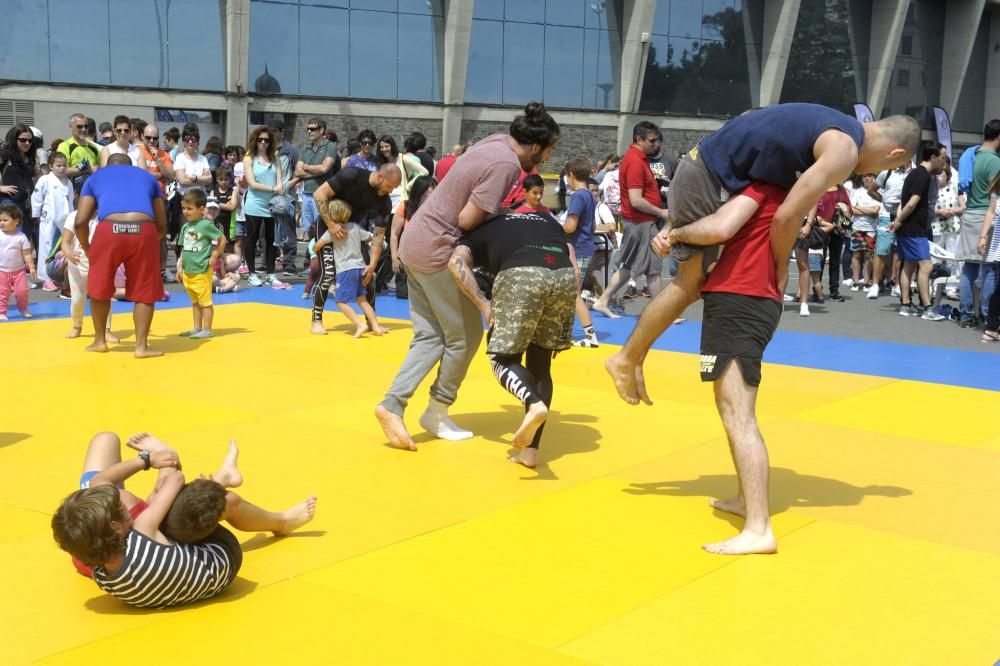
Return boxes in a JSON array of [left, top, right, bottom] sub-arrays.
[[334, 268, 366, 303], [807, 251, 824, 273], [897, 235, 930, 262], [79, 470, 123, 490]]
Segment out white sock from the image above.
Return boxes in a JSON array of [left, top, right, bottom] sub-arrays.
[[420, 401, 473, 440]]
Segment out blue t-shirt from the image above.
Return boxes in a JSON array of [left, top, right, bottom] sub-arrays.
[[80, 165, 162, 219], [566, 188, 596, 258], [698, 103, 865, 193]]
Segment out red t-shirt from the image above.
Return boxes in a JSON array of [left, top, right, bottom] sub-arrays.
[[619, 144, 659, 223], [513, 203, 557, 222], [435, 154, 457, 182], [815, 184, 852, 222], [702, 182, 788, 302], [501, 168, 537, 208]]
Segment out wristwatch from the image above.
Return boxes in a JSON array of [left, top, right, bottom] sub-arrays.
[[138, 450, 151, 470]]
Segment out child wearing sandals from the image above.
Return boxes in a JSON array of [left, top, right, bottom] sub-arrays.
[[51, 432, 317, 608]]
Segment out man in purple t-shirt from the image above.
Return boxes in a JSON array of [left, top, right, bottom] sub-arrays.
[[375, 103, 561, 451]]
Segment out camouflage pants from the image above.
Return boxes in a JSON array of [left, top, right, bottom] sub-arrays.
[[488, 266, 577, 355]]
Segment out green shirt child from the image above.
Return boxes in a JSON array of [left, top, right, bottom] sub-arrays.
[[180, 218, 224, 275]]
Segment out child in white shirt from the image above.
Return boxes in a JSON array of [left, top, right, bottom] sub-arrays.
[[31, 152, 74, 285]]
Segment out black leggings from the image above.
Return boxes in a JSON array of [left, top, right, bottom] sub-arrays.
[[489, 344, 553, 449], [244, 215, 276, 273]]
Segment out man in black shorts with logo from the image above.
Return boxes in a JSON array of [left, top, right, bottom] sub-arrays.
[[661, 181, 789, 555]]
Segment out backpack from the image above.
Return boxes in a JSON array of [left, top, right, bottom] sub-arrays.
[[958, 145, 980, 195]]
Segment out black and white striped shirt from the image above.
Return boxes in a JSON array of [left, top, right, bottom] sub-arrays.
[[94, 529, 234, 608]]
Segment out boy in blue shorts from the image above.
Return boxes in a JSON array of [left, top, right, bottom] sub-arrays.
[[178, 188, 225, 338], [313, 199, 385, 337]]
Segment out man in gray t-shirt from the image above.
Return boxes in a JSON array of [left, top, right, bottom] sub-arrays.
[[294, 117, 341, 243]]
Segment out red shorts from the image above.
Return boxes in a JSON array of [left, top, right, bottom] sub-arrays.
[[88, 220, 163, 303]]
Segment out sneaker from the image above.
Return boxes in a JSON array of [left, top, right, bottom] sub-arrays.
[[572, 335, 599, 348], [898, 304, 917, 317], [829, 292, 845, 302], [921, 308, 945, 321], [580, 289, 592, 301], [238, 263, 249, 275], [266, 274, 292, 290], [41, 279, 58, 292], [959, 317, 978, 329], [850, 284, 860, 292], [59, 292, 72, 300], [160, 291, 171, 302], [28, 281, 39, 289], [799, 303, 810, 317], [608, 303, 626, 316], [247, 274, 263, 287], [866, 283, 880, 299], [891, 285, 901, 298], [301, 291, 310, 299], [841, 278, 854, 287], [783, 293, 794, 302], [281, 269, 297, 278]]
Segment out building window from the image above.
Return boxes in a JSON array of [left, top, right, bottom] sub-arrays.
[[901, 34, 913, 56], [640, 0, 760, 117], [248, 0, 444, 102], [882, 0, 943, 125], [466, 0, 623, 110], [897, 69, 910, 87]]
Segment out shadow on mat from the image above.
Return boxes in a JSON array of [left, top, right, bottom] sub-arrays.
[[624, 467, 912, 526], [435, 405, 601, 480], [0, 432, 30, 448], [84, 577, 258, 614], [239, 530, 327, 553]]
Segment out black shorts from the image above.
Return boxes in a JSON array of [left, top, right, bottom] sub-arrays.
[[699, 292, 781, 387], [200, 525, 243, 587]]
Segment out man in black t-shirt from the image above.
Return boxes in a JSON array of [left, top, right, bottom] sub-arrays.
[[449, 212, 578, 469], [889, 141, 947, 319], [310, 164, 401, 331]]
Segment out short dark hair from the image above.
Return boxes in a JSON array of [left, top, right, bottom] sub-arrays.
[[632, 121, 659, 141], [307, 117, 326, 131], [161, 480, 228, 544], [509, 102, 559, 149], [113, 115, 130, 129], [985, 119, 1000, 142], [131, 118, 146, 136], [0, 203, 23, 221], [98, 121, 113, 134], [920, 140, 944, 162], [586, 177, 599, 187], [522, 174, 545, 191], [565, 157, 591, 181], [357, 129, 376, 144], [164, 127, 180, 143], [404, 175, 436, 221], [407, 131, 427, 152], [182, 122, 200, 141], [182, 187, 208, 208], [216, 165, 233, 182]]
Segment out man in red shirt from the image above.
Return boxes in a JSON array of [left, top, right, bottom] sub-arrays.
[[660, 181, 788, 556], [591, 121, 668, 319]]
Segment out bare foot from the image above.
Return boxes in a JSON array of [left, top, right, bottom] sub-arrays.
[[352, 324, 367, 338], [105, 330, 120, 344], [509, 447, 538, 468], [605, 353, 652, 406], [66, 327, 82, 339], [311, 321, 327, 335], [702, 528, 777, 555], [512, 401, 548, 449], [212, 440, 243, 488], [709, 497, 746, 518], [592, 302, 621, 319], [368, 324, 387, 336], [134, 347, 165, 359], [85, 341, 109, 353], [273, 496, 317, 536], [126, 432, 171, 453], [375, 405, 416, 451]]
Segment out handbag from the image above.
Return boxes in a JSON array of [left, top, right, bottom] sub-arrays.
[[267, 192, 294, 217]]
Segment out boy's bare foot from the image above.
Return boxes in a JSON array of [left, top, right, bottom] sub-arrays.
[[709, 497, 746, 518], [212, 440, 243, 488], [353, 324, 367, 338], [273, 495, 317, 536], [368, 324, 387, 336], [512, 401, 548, 449], [605, 353, 652, 406], [592, 302, 620, 319], [66, 327, 82, 339], [126, 432, 171, 454], [85, 341, 109, 353], [375, 405, 416, 451], [509, 447, 538, 468], [105, 330, 120, 344], [134, 347, 165, 359], [702, 528, 777, 555], [311, 321, 327, 335]]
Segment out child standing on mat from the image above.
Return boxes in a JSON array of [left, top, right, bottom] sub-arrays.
[[0, 203, 35, 320], [313, 199, 386, 337], [178, 188, 225, 338]]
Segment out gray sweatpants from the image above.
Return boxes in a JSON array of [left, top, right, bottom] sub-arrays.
[[379, 265, 484, 416]]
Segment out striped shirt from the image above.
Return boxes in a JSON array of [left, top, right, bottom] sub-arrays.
[[94, 529, 234, 608]]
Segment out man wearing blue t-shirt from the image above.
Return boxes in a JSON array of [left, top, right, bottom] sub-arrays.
[[606, 103, 922, 406]]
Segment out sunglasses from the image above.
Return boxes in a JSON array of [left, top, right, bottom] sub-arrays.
[[360, 140, 373, 146], [17, 137, 33, 144], [114, 128, 130, 135], [144, 135, 159, 142], [75, 124, 87, 130], [183, 135, 199, 143], [306, 126, 321, 132], [257, 137, 271, 143]]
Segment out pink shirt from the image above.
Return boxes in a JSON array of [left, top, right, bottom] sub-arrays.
[[399, 134, 520, 273], [0, 229, 31, 272]]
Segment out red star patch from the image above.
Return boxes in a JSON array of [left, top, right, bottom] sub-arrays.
[[544, 254, 556, 265]]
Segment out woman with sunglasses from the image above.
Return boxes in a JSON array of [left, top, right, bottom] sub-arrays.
[[242, 126, 286, 288], [0, 124, 40, 250], [99, 115, 147, 169], [345, 129, 379, 173], [377, 135, 427, 213]]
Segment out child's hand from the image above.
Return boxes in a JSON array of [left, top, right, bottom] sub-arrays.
[[68, 250, 82, 265], [29, 267, 37, 279]]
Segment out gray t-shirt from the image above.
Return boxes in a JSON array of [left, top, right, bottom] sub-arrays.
[[398, 133, 521, 273], [321, 223, 371, 272]]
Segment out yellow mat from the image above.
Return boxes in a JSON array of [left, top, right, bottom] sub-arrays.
[[3, 303, 998, 665]]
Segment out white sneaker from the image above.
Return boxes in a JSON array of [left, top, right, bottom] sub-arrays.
[[866, 283, 879, 299], [783, 293, 794, 302], [247, 274, 263, 287], [891, 285, 901, 298], [850, 284, 860, 292], [842, 278, 854, 287], [799, 303, 810, 316]]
